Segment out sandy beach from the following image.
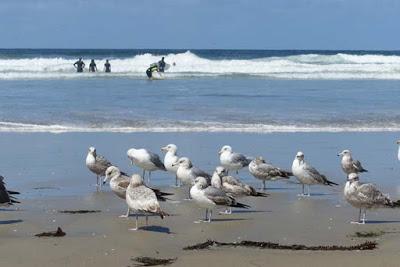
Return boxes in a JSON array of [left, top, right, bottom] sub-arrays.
[[1, 132, 400, 266]]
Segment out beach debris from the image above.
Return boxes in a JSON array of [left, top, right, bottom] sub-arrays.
[[130, 256, 176, 266], [58, 210, 101, 214], [35, 227, 66, 237], [351, 230, 385, 238], [183, 239, 377, 251]]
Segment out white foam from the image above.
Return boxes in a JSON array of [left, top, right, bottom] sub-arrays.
[[0, 121, 399, 134], [1, 51, 400, 80]]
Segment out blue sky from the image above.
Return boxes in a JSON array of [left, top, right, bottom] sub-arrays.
[[0, 0, 399, 50]]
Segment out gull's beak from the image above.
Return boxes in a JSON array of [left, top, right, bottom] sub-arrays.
[[337, 153, 342, 157], [161, 146, 167, 152], [172, 162, 177, 167], [103, 177, 108, 185], [397, 140, 400, 145], [218, 150, 223, 155]]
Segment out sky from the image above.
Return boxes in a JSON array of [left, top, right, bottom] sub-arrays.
[[0, 0, 399, 50]]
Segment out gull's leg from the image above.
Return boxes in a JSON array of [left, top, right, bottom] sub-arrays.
[[236, 170, 238, 175], [307, 185, 310, 197], [351, 208, 362, 224], [148, 171, 151, 184], [129, 215, 139, 231], [208, 209, 212, 223], [219, 207, 232, 214], [120, 207, 130, 218], [142, 169, 145, 180], [175, 175, 179, 187], [263, 180, 266, 190], [205, 209, 208, 221], [146, 215, 149, 226], [362, 209, 366, 224]]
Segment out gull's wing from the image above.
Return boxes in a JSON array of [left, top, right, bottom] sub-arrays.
[[149, 152, 166, 170], [231, 153, 251, 167]]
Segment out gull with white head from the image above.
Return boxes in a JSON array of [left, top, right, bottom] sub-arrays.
[[344, 173, 400, 224], [127, 147, 166, 184], [211, 166, 267, 214], [292, 151, 338, 196], [190, 176, 250, 223], [173, 157, 211, 186], [219, 145, 252, 174], [85, 146, 112, 189], [161, 144, 180, 186]]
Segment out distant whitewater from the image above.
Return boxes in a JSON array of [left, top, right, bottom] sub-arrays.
[[2, 50, 400, 80]]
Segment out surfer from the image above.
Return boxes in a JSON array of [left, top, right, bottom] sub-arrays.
[[146, 64, 159, 78], [104, 60, 111, 73], [158, 57, 166, 72], [89, 59, 97, 72], [73, 58, 85, 73]]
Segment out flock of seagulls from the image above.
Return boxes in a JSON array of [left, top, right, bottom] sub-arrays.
[[81, 143, 400, 228], [2, 142, 400, 230]]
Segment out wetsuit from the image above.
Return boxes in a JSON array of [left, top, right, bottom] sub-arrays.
[[104, 62, 111, 73], [158, 60, 166, 72], [89, 62, 97, 72], [146, 65, 159, 78], [74, 60, 85, 73]]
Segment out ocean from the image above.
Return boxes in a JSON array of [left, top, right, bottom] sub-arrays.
[[0, 49, 400, 133]]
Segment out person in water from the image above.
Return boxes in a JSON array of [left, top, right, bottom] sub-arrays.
[[89, 59, 97, 72], [73, 58, 85, 73], [104, 60, 111, 73], [146, 64, 159, 78], [158, 57, 166, 72]]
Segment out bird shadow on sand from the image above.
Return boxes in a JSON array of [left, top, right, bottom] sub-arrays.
[[0, 219, 23, 225], [226, 210, 271, 214], [0, 208, 19, 212], [139, 225, 173, 234], [211, 218, 248, 222], [361, 220, 400, 225]]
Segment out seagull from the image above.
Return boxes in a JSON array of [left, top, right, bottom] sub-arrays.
[[172, 157, 211, 186], [211, 166, 267, 214], [344, 173, 400, 224], [0, 176, 19, 206], [161, 144, 180, 186], [125, 174, 169, 230], [249, 156, 293, 190], [85, 146, 112, 189], [292, 151, 338, 196], [219, 145, 252, 174], [127, 148, 166, 184], [104, 166, 173, 218], [338, 149, 367, 175], [190, 176, 250, 223]]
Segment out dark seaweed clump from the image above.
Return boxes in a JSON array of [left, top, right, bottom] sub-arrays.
[[35, 227, 66, 237], [183, 239, 377, 251], [58, 210, 101, 214], [130, 256, 177, 266]]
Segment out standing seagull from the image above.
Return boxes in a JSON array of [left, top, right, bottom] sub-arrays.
[[219, 145, 252, 174], [85, 146, 112, 189], [292, 151, 338, 196], [190, 176, 250, 223], [161, 144, 180, 186], [344, 173, 400, 224], [127, 148, 166, 184], [212, 166, 267, 214], [173, 157, 211, 186], [338, 149, 367, 175], [125, 174, 169, 230], [104, 166, 173, 218], [249, 156, 293, 190], [0, 176, 19, 206]]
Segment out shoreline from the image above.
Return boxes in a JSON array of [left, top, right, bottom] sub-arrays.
[[1, 131, 400, 266]]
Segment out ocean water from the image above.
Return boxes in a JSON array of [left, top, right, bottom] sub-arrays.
[[0, 49, 400, 133]]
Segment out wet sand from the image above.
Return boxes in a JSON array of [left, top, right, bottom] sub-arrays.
[[1, 132, 400, 266]]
